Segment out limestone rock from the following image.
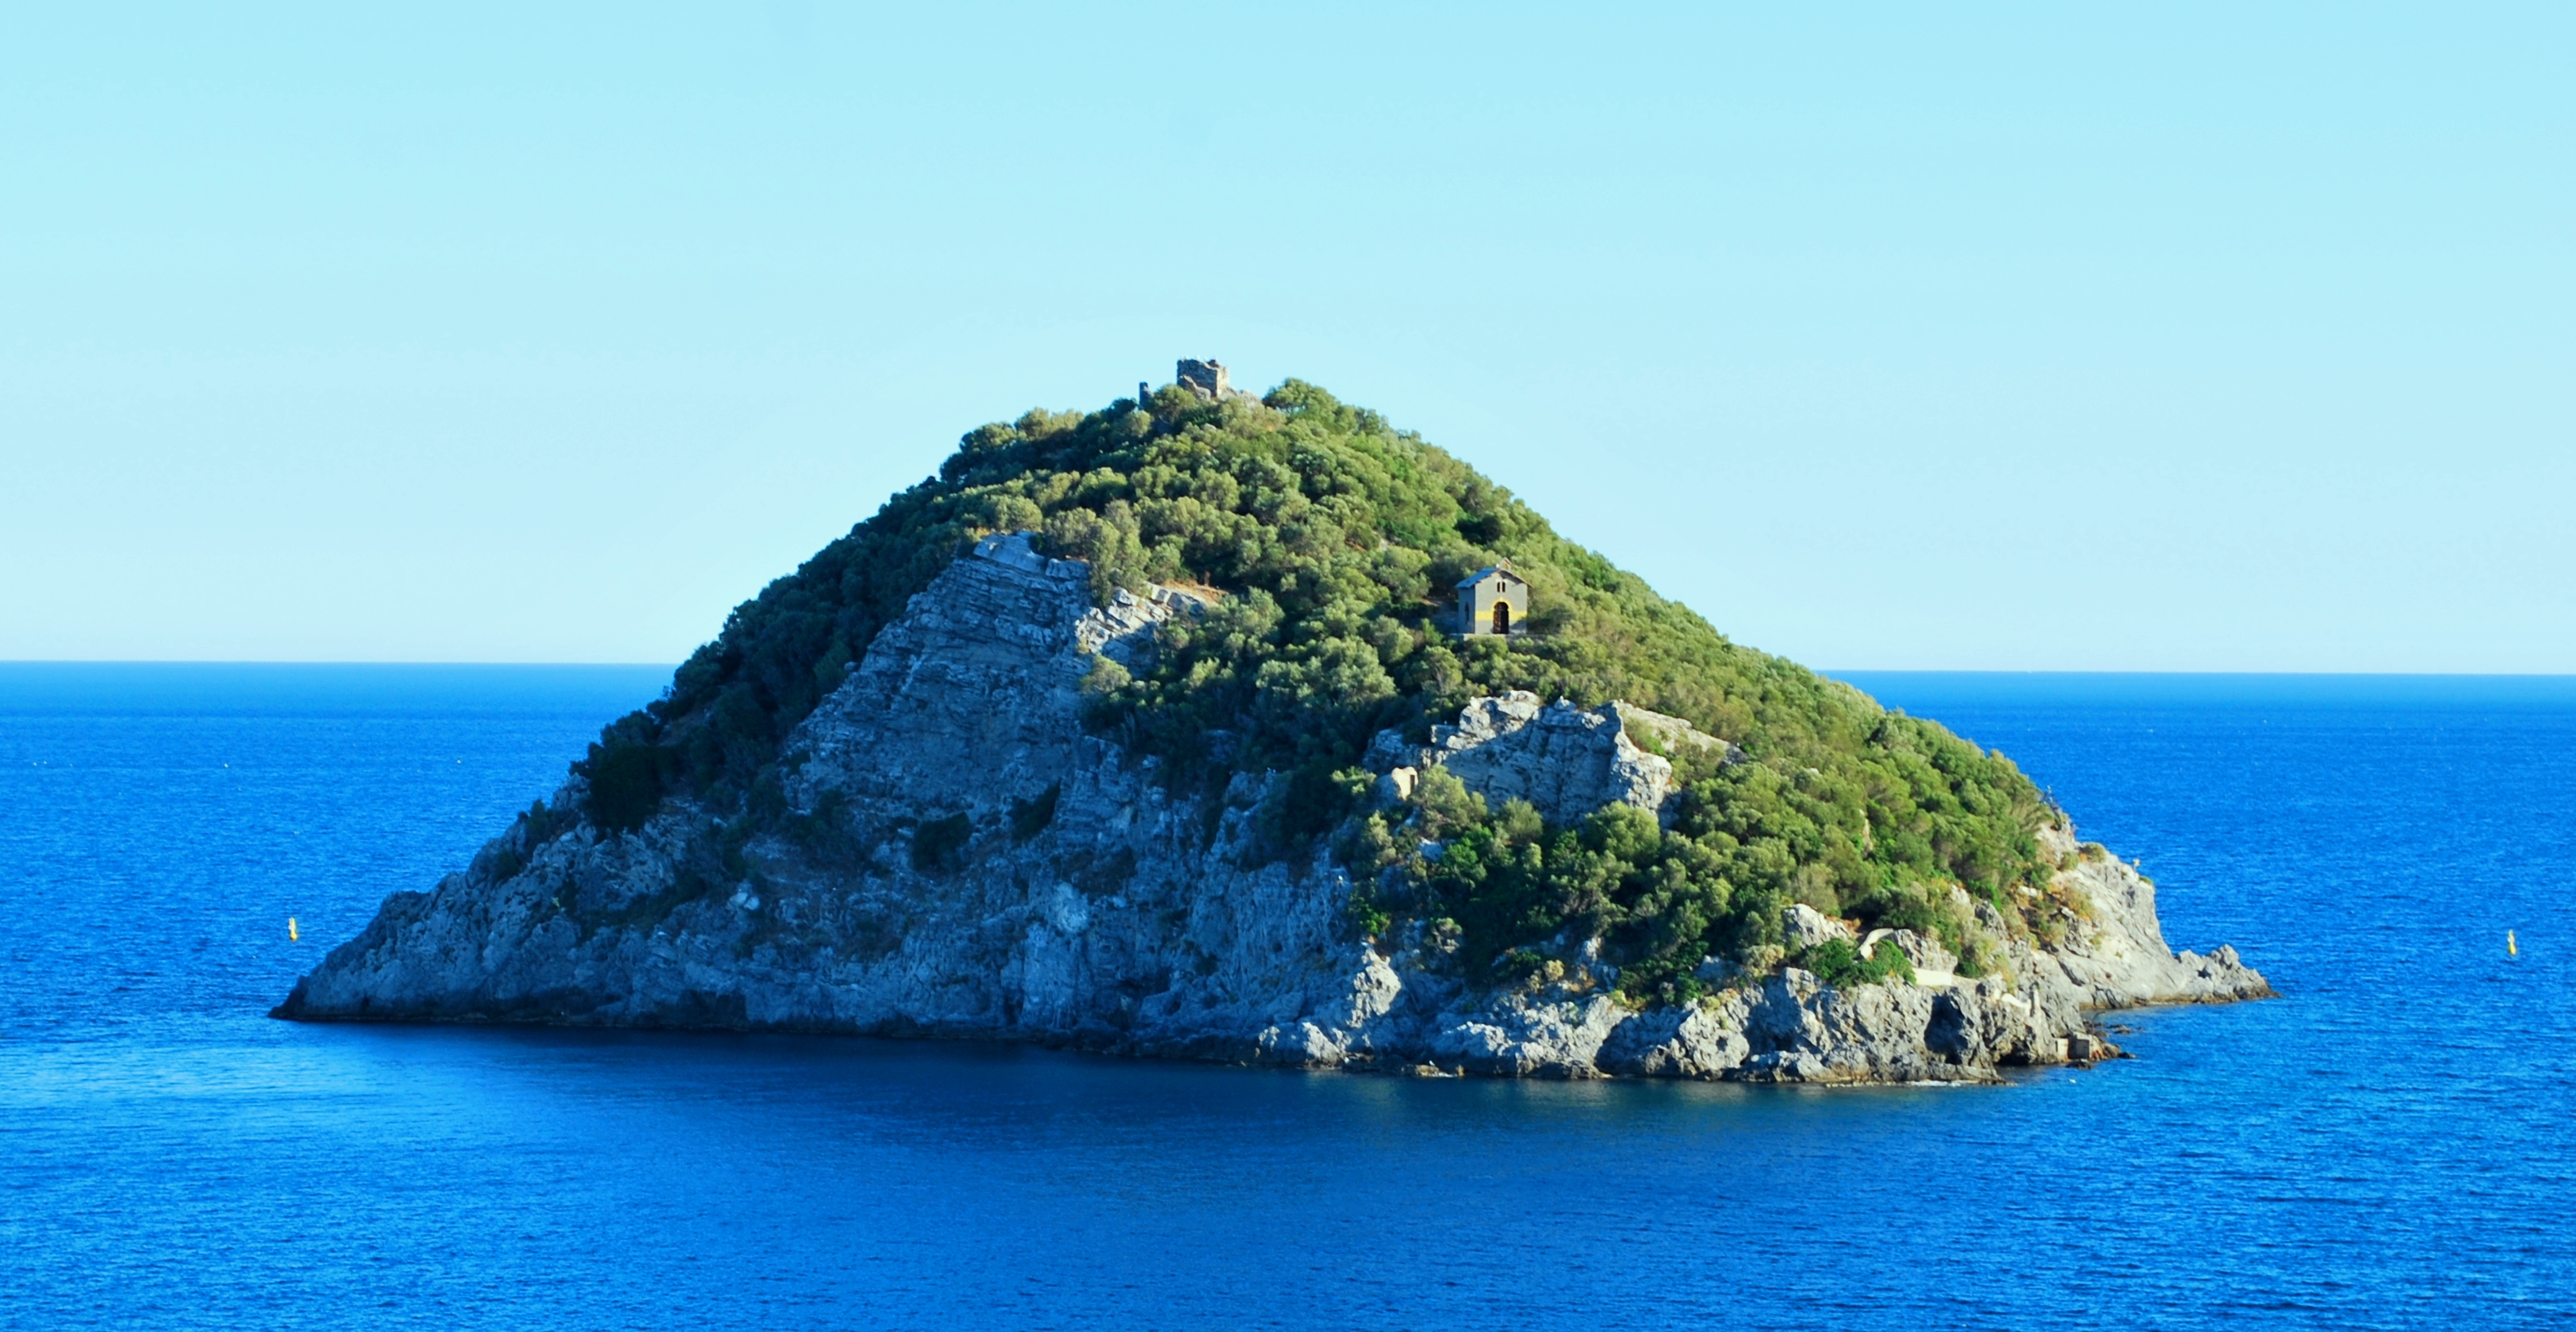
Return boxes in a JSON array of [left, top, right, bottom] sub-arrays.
[[1426, 992, 1629, 1078], [1783, 903, 1855, 951], [275, 534, 2272, 1087], [1596, 996, 1753, 1078], [2024, 824, 2275, 1008], [1363, 693, 1734, 827]]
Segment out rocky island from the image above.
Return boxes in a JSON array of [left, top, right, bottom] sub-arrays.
[[277, 366, 2270, 1082]]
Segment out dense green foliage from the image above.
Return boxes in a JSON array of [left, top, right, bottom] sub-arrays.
[[574, 378, 2060, 995]]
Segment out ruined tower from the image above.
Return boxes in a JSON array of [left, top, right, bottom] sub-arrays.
[[1176, 358, 1231, 399]]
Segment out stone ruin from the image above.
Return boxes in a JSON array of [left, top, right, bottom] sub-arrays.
[[1174, 358, 1260, 404]]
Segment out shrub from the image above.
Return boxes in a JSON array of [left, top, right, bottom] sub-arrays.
[[1407, 766, 1489, 841], [582, 741, 668, 834], [1803, 937, 1915, 988], [1956, 930, 2005, 979], [561, 376, 2061, 988], [1009, 784, 1061, 842], [1346, 888, 1393, 940], [1257, 763, 1372, 856], [909, 813, 974, 873]]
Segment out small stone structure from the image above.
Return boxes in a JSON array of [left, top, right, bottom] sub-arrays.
[[1176, 358, 1229, 398], [1176, 358, 1260, 403], [1455, 565, 1530, 637]]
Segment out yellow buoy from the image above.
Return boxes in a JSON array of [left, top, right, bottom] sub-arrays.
[[2507, 929, 2517, 957], [288, 917, 300, 943]]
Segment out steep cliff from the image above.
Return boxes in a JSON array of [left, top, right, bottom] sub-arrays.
[[278, 525, 2269, 1082]]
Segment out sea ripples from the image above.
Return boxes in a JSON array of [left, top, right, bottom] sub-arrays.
[[2, 666, 2571, 1330]]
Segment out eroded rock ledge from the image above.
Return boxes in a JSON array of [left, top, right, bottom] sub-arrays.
[[277, 534, 2270, 1083]]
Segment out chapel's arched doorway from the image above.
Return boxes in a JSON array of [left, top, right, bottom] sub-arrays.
[[1491, 602, 1510, 635]]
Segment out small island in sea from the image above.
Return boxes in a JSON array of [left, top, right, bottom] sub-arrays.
[[276, 363, 2270, 1082]]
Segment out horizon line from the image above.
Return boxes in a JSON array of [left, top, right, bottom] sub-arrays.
[[4, 660, 2575, 679]]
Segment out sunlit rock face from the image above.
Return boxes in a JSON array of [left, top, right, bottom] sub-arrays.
[[276, 539, 2270, 1083]]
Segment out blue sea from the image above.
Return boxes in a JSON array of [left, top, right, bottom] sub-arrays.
[[4, 664, 2572, 1330]]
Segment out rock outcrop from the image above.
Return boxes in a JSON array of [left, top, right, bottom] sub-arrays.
[[276, 535, 2270, 1083], [1363, 692, 1739, 826]]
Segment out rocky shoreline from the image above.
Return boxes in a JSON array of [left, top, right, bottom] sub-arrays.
[[277, 534, 2271, 1083]]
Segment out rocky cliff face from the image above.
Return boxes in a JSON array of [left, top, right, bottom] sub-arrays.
[[276, 535, 2270, 1082], [1363, 692, 1740, 827]]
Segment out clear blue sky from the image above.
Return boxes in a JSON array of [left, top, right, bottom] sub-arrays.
[[5, 3, 2569, 670]]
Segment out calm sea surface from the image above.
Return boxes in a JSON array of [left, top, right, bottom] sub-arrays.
[[3, 664, 2572, 1330]]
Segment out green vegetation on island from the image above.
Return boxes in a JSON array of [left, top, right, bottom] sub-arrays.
[[576, 379, 2062, 1004]]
